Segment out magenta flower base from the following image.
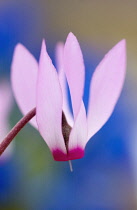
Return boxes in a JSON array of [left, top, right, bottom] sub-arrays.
[[52, 147, 84, 161]]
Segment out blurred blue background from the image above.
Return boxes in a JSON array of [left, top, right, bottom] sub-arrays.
[[0, 0, 137, 209]]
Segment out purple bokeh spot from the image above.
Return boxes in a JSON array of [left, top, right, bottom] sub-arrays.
[[52, 147, 84, 161]]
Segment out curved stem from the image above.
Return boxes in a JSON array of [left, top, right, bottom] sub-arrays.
[[0, 108, 36, 156]]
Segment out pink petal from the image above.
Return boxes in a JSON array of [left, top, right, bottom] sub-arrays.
[[63, 32, 85, 119], [11, 44, 38, 128], [55, 42, 64, 71], [68, 101, 87, 160], [55, 42, 74, 127], [36, 40, 67, 156], [87, 40, 126, 140]]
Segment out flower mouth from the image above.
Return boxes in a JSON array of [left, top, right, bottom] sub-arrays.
[[52, 112, 84, 161], [61, 111, 72, 152]]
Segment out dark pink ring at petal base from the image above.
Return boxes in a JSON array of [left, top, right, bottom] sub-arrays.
[[52, 147, 84, 161]]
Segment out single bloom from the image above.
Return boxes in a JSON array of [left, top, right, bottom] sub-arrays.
[[0, 80, 14, 162], [11, 32, 126, 161]]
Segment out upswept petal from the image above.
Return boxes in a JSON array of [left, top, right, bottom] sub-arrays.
[[63, 32, 85, 119], [55, 42, 74, 127], [87, 40, 126, 140], [68, 101, 87, 159], [36, 40, 67, 154], [11, 44, 38, 128]]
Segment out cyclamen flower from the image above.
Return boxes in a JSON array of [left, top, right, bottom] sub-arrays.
[[11, 33, 126, 161], [0, 81, 13, 161]]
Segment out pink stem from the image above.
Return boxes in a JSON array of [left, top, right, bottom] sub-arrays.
[[0, 108, 36, 156]]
